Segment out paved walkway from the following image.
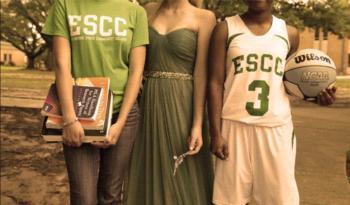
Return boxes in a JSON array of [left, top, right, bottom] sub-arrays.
[[1, 87, 46, 109]]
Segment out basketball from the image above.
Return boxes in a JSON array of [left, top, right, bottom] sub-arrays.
[[283, 49, 336, 100]]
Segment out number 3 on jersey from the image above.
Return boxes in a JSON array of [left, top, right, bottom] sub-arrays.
[[245, 80, 270, 116]]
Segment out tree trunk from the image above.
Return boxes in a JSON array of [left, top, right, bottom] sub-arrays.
[[26, 56, 35, 70], [45, 49, 56, 71]]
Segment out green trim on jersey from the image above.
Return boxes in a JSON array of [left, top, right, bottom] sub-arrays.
[[274, 34, 290, 50], [227, 33, 244, 48]]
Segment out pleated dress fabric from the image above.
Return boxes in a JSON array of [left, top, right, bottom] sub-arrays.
[[125, 27, 213, 205]]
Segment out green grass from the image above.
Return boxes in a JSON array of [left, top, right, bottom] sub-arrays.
[[0, 66, 349, 91], [1, 66, 55, 90], [335, 79, 350, 89], [0, 66, 25, 71]]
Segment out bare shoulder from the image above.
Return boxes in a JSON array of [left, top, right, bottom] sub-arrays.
[[213, 21, 228, 40], [286, 25, 300, 56], [194, 8, 216, 25], [287, 25, 299, 38], [193, 8, 216, 33], [142, 1, 159, 17], [287, 25, 300, 45]]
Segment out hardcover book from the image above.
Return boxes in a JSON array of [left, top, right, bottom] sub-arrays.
[[42, 83, 103, 121], [42, 91, 113, 143], [46, 77, 110, 130]]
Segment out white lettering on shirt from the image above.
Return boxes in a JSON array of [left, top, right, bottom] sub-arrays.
[[83, 15, 98, 35], [68, 15, 82, 36], [115, 17, 127, 37], [68, 15, 128, 37], [100, 16, 113, 37]]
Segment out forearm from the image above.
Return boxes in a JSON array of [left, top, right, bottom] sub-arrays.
[[192, 71, 207, 129], [116, 46, 145, 125], [191, 13, 216, 130], [53, 37, 76, 122], [55, 69, 75, 121], [117, 69, 143, 124], [207, 80, 223, 138], [207, 22, 227, 139]]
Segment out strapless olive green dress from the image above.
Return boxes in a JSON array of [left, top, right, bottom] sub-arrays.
[[125, 27, 213, 205]]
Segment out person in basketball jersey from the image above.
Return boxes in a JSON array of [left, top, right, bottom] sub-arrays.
[[207, 0, 336, 204]]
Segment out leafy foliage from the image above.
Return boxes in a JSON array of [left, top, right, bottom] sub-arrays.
[[0, 0, 53, 69], [274, 0, 350, 37], [1, 0, 349, 69], [140, 0, 350, 36]]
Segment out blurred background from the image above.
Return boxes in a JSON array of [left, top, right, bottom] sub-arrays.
[[1, 0, 349, 204]]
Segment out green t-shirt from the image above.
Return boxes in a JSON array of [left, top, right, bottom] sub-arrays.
[[43, 0, 149, 112]]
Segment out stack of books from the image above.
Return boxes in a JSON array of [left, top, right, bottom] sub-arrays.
[[41, 77, 113, 142]]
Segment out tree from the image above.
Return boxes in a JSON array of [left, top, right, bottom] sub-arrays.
[[0, 0, 53, 69], [138, 0, 350, 37], [202, 0, 246, 19], [2, 0, 348, 70], [274, 0, 350, 37]]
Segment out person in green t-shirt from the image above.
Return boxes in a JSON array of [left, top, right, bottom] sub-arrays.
[[42, 0, 149, 204]]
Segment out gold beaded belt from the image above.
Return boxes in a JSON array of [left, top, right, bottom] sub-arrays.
[[144, 71, 193, 80]]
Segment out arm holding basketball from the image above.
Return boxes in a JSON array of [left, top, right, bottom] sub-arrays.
[[287, 26, 336, 106], [208, 22, 229, 160], [316, 87, 336, 106]]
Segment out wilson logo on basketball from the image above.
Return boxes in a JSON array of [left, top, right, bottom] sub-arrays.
[[301, 71, 329, 82], [295, 54, 331, 64]]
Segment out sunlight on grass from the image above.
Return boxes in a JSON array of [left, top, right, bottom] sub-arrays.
[[1, 66, 349, 91], [0, 66, 25, 71], [335, 79, 350, 89], [1, 66, 55, 90]]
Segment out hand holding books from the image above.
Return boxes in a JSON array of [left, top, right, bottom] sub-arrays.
[[91, 122, 123, 148], [41, 77, 113, 143], [62, 118, 85, 147]]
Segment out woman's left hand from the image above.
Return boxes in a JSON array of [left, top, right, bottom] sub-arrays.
[[106, 122, 124, 145], [317, 87, 336, 106], [91, 122, 124, 148], [188, 127, 203, 155]]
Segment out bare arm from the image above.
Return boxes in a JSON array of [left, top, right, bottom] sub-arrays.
[[117, 46, 145, 125], [287, 25, 299, 58], [188, 11, 216, 155], [207, 21, 229, 160], [53, 36, 84, 146], [106, 46, 146, 145], [53, 37, 74, 121]]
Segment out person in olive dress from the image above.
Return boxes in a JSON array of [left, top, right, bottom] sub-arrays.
[[125, 0, 216, 204]]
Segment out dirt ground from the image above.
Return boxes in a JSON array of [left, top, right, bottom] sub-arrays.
[[1, 105, 349, 205], [292, 107, 350, 205], [1, 107, 68, 205]]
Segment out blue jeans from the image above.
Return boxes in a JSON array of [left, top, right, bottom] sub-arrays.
[[63, 105, 139, 205]]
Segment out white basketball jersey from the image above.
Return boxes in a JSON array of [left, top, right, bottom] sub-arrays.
[[222, 15, 292, 127]]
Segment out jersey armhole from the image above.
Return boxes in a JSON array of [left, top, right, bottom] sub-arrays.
[[225, 16, 233, 48], [282, 20, 291, 52], [225, 15, 243, 49], [286, 29, 292, 53], [273, 18, 292, 56]]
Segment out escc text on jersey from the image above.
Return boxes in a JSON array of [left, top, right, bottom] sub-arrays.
[[68, 15, 128, 37]]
